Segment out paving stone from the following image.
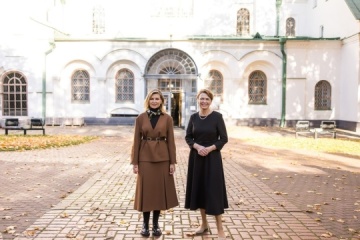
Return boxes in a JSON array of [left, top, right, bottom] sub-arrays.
[[1, 126, 360, 239]]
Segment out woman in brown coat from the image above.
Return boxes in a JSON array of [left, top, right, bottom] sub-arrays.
[[131, 89, 178, 237]]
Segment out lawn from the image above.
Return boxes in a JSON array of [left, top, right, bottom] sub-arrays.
[[0, 135, 98, 151], [245, 136, 360, 157]]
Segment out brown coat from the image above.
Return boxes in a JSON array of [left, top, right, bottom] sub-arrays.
[[131, 112, 178, 212], [131, 112, 176, 164]]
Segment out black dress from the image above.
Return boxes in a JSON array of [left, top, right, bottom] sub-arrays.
[[184, 111, 229, 215]]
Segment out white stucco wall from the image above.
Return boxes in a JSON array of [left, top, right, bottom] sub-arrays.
[[340, 35, 360, 122], [281, 0, 309, 37], [286, 40, 341, 120], [304, 0, 359, 38], [0, 0, 359, 130], [47, 42, 149, 118]]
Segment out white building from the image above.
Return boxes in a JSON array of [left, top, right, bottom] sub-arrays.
[[0, 0, 359, 131]]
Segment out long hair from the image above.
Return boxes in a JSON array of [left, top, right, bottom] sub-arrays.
[[144, 89, 166, 113]]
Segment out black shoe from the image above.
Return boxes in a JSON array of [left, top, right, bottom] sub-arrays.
[[140, 223, 150, 237], [152, 224, 162, 237]]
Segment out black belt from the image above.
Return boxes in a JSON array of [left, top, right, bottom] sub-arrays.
[[142, 137, 167, 141]]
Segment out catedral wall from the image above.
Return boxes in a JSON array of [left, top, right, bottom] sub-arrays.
[[0, 0, 359, 131]]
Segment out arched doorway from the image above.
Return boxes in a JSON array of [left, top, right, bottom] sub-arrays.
[[144, 48, 198, 128]]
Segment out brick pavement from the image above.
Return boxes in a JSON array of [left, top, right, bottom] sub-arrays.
[[0, 125, 359, 240]]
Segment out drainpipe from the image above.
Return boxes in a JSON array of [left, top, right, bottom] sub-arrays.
[[280, 37, 287, 127], [43, 43, 55, 119], [276, 0, 282, 37]]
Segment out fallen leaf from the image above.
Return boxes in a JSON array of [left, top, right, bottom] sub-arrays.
[[60, 212, 69, 218], [272, 233, 280, 239], [118, 220, 129, 226], [321, 232, 333, 238], [4, 226, 16, 234], [23, 230, 36, 237], [66, 232, 76, 238]]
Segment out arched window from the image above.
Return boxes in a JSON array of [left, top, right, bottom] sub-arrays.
[[205, 70, 223, 101], [286, 17, 295, 37], [2, 71, 28, 116], [71, 70, 90, 102], [146, 48, 197, 93], [93, 5, 105, 34], [237, 8, 250, 36], [157, 60, 183, 92], [116, 69, 134, 102], [314, 80, 331, 110], [248, 70, 267, 104]]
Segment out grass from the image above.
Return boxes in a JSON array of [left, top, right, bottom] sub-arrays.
[[245, 136, 360, 157], [0, 135, 98, 151]]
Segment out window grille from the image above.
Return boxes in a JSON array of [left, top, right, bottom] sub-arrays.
[[116, 69, 134, 102], [314, 80, 331, 110], [237, 8, 250, 36], [158, 79, 182, 92], [248, 70, 267, 104], [93, 5, 105, 34], [145, 48, 198, 94], [146, 49, 197, 75], [191, 79, 197, 93], [157, 61, 183, 92], [2, 71, 28, 116], [205, 70, 223, 101], [286, 17, 295, 37], [72, 70, 90, 102]]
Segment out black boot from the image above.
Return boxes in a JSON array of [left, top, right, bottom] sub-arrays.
[[152, 210, 162, 236], [152, 224, 162, 237], [141, 212, 150, 237], [140, 223, 150, 237]]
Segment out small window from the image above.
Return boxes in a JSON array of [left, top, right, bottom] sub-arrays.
[[286, 17, 295, 37], [116, 69, 134, 102], [248, 70, 267, 104], [205, 70, 223, 101], [2, 71, 28, 116], [314, 80, 331, 110], [72, 70, 90, 102], [237, 8, 250, 36]]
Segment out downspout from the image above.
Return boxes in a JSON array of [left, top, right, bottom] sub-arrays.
[[276, 0, 282, 37], [280, 37, 287, 127], [43, 43, 55, 119]]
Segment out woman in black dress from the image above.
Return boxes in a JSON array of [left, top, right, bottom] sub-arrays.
[[185, 89, 228, 239]]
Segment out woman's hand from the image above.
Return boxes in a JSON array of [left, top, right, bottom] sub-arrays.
[[194, 143, 206, 156], [133, 165, 138, 174], [169, 164, 175, 175], [195, 144, 216, 156]]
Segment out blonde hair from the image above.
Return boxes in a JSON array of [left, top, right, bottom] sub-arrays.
[[196, 89, 214, 101], [144, 89, 166, 113]]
